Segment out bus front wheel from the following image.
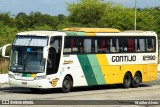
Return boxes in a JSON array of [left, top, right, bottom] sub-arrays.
[[132, 72, 141, 88], [61, 76, 73, 93], [123, 72, 132, 88]]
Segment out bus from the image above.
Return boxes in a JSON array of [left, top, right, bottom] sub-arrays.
[[2, 28, 158, 93]]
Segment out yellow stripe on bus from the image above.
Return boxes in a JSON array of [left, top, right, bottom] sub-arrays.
[[31, 74, 36, 77], [86, 33, 96, 36], [96, 54, 109, 83], [96, 54, 123, 84]]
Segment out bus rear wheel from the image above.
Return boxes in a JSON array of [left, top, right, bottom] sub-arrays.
[[132, 72, 141, 88], [61, 76, 73, 93], [123, 72, 131, 88]]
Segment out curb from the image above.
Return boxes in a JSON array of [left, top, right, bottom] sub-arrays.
[[0, 74, 8, 84], [0, 74, 9, 88]]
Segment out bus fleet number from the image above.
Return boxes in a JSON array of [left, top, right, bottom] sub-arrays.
[[143, 55, 155, 61]]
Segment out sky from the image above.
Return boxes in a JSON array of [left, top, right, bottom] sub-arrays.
[[0, 0, 160, 16]]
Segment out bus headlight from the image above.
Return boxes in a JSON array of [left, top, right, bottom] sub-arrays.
[[8, 74, 15, 79], [34, 75, 46, 80]]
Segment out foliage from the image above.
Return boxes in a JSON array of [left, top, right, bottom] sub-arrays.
[[67, 0, 159, 33], [0, 58, 9, 74], [67, 0, 110, 27]]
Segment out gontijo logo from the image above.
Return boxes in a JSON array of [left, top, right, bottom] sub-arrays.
[[112, 55, 136, 62]]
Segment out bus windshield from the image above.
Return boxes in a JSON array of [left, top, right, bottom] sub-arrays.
[[10, 46, 45, 73], [13, 35, 48, 47], [9, 35, 48, 73]]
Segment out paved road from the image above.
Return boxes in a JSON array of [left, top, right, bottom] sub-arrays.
[[0, 75, 160, 107]]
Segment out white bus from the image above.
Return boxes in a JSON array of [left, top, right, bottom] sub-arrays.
[[2, 28, 158, 93]]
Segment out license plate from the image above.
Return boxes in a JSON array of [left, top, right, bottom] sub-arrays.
[[22, 82, 27, 85]]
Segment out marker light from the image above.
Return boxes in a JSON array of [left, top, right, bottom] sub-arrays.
[[8, 74, 15, 79], [34, 75, 46, 80]]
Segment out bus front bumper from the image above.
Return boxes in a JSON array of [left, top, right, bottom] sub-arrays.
[[8, 78, 60, 89]]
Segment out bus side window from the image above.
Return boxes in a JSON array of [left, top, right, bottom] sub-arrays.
[[78, 41, 84, 53], [146, 38, 155, 52], [128, 38, 135, 52], [111, 47, 116, 52], [70, 38, 78, 53], [110, 38, 117, 53], [139, 39, 145, 52], [94, 38, 109, 53], [64, 37, 78, 54], [123, 38, 128, 52], [84, 39, 91, 53], [119, 38, 123, 52]]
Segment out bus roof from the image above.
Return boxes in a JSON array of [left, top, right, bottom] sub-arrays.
[[16, 31, 63, 36], [62, 28, 120, 33], [16, 29, 157, 37]]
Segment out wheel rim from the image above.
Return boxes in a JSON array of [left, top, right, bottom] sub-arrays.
[[134, 75, 140, 84], [64, 80, 70, 90], [125, 75, 131, 86]]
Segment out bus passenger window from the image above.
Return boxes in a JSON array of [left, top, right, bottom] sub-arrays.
[[139, 39, 145, 52], [84, 39, 91, 53], [127, 39, 134, 52], [110, 38, 117, 53], [64, 37, 78, 54], [118, 39, 123, 52], [78, 40, 84, 53], [94, 38, 109, 53], [147, 45, 154, 52], [101, 39, 106, 53], [146, 38, 155, 52], [111, 47, 116, 52], [124, 47, 127, 52], [119, 47, 123, 52]]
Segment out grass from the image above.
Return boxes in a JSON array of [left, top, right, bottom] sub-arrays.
[[0, 58, 9, 74]]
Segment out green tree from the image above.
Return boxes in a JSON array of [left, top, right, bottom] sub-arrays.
[[0, 21, 17, 46], [67, 0, 158, 32], [67, 0, 114, 27], [28, 12, 59, 29], [15, 12, 29, 30], [57, 14, 66, 22], [0, 12, 14, 27], [136, 10, 157, 31], [146, 6, 160, 36], [67, 0, 137, 29]]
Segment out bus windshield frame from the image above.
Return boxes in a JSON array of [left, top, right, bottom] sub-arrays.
[[9, 35, 49, 73]]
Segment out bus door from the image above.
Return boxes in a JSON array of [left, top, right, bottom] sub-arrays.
[[46, 36, 62, 75]]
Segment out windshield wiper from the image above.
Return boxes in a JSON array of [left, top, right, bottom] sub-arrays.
[[27, 38, 32, 46]]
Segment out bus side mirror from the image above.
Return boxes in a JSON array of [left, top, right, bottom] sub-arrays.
[[43, 46, 49, 59], [2, 44, 11, 58]]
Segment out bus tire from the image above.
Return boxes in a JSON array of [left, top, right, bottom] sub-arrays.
[[61, 76, 72, 93], [123, 72, 131, 88], [132, 72, 141, 88]]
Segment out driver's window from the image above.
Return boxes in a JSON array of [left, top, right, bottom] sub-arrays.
[[46, 36, 62, 75], [47, 47, 56, 68], [50, 36, 62, 53]]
